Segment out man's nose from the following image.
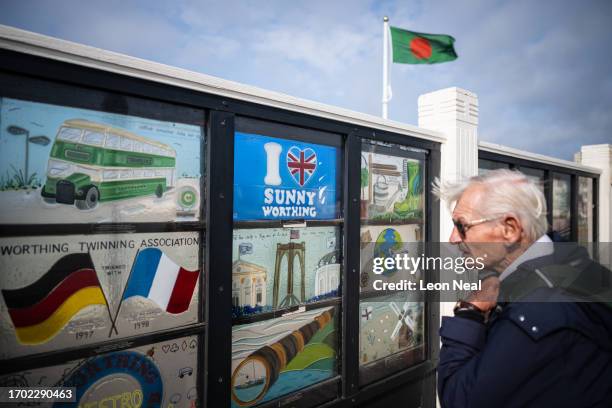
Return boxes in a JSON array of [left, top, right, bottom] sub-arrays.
[[449, 225, 463, 244]]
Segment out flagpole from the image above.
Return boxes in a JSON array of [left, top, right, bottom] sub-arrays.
[[382, 16, 389, 119], [107, 249, 140, 337]]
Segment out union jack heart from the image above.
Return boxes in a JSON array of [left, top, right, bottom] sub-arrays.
[[287, 146, 317, 187]]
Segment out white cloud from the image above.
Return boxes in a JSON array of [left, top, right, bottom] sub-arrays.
[[253, 26, 373, 74], [1, 0, 611, 160]]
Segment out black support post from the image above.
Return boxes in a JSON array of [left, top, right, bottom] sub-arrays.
[[544, 170, 554, 237], [570, 174, 579, 242], [423, 146, 441, 408], [593, 176, 599, 243], [342, 132, 361, 399], [206, 110, 235, 408]]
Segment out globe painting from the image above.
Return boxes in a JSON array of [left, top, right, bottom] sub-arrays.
[[374, 228, 403, 276]]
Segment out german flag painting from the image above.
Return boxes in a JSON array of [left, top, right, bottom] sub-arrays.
[[1, 253, 108, 345]]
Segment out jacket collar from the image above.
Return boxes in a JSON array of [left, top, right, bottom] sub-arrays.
[[498, 234, 553, 282]]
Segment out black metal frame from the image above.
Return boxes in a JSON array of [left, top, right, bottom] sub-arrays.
[[358, 141, 426, 386], [228, 115, 345, 408], [0, 53, 209, 408], [354, 136, 440, 406], [0, 48, 442, 408], [343, 131, 362, 398], [478, 150, 600, 243], [206, 110, 235, 406]]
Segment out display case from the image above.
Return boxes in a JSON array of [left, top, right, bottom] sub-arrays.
[[0, 27, 442, 408], [552, 173, 572, 242], [577, 177, 594, 243], [519, 167, 546, 195], [0, 77, 207, 408], [477, 158, 510, 175], [358, 141, 427, 385], [478, 150, 599, 243], [230, 118, 343, 407]]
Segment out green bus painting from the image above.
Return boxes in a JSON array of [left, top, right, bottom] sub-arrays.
[[41, 119, 176, 210]]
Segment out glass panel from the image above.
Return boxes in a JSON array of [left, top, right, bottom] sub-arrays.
[[0, 334, 200, 407], [47, 159, 71, 178], [359, 141, 426, 384], [82, 130, 105, 146], [120, 136, 133, 151], [0, 232, 201, 359], [552, 173, 572, 242], [105, 133, 120, 148], [577, 177, 594, 243], [104, 169, 119, 180], [232, 305, 339, 407], [478, 158, 510, 176], [233, 132, 339, 221], [57, 127, 82, 142], [133, 140, 144, 153], [519, 166, 546, 195], [360, 293, 425, 364], [0, 97, 203, 223], [361, 147, 425, 224], [232, 227, 341, 317]]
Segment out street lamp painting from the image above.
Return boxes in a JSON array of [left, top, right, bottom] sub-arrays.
[[6, 125, 50, 187], [28, 135, 51, 146], [6, 125, 28, 135]]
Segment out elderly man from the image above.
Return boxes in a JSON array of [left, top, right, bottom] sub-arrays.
[[436, 169, 612, 408]]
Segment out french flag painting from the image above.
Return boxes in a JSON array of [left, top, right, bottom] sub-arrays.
[[122, 248, 199, 314]]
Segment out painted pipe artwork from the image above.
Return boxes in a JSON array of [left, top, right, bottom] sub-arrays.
[[231, 308, 335, 406]]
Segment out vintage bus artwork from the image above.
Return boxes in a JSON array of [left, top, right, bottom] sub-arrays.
[[41, 119, 176, 209]]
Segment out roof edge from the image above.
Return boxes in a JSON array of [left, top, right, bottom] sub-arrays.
[[479, 141, 601, 175], [0, 24, 445, 144]]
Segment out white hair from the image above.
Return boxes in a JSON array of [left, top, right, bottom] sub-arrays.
[[433, 169, 548, 241]]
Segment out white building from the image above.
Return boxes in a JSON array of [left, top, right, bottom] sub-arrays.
[[314, 251, 340, 297], [232, 260, 267, 308]]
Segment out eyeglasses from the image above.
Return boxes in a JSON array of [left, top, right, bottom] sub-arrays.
[[452, 216, 501, 238]]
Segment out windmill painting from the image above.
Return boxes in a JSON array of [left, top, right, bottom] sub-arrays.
[[359, 293, 424, 365]]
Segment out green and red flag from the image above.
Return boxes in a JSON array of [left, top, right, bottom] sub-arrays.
[[389, 27, 457, 64]]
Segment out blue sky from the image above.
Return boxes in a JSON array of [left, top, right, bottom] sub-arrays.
[[1, 0, 611, 160]]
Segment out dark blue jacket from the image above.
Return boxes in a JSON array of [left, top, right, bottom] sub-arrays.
[[438, 245, 612, 408]]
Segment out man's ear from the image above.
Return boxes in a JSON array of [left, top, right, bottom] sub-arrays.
[[502, 215, 522, 244]]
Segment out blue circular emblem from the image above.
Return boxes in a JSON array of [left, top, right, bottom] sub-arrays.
[[55, 351, 163, 407]]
